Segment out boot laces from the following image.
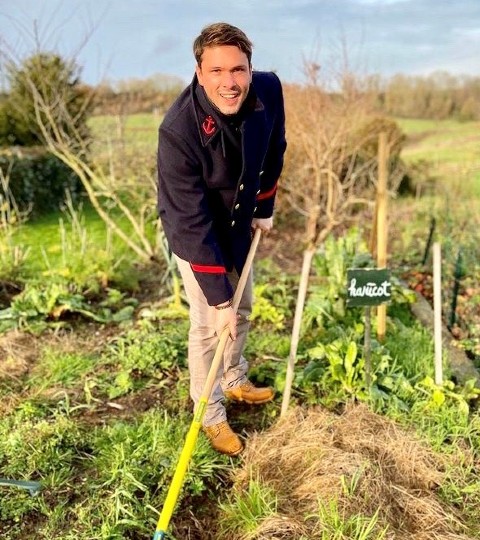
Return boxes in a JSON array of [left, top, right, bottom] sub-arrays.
[[217, 421, 231, 434]]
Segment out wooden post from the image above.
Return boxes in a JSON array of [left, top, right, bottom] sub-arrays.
[[376, 132, 389, 341], [433, 242, 443, 385], [364, 306, 372, 387], [369, 199, 377, 256]]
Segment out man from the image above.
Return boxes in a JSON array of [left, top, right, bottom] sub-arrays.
[[157, 22, 287, 456]]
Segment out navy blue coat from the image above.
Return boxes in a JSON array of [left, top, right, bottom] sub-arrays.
[[157, 71, 287, 305]]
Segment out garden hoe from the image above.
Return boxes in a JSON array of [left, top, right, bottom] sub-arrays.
[[0, 478, 42, 497], [153, 228, 262, 540]]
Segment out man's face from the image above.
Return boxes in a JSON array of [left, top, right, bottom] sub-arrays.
[[196, 45, 252, 115]]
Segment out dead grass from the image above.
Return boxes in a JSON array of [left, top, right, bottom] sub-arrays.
[[0, 330, 38, 375], [229, 403, 474, 539]]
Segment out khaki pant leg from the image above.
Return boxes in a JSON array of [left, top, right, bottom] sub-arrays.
[[174, 256, 251, 427]]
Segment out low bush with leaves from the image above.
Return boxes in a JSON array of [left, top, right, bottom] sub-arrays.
[[0, 281, 137, 333]]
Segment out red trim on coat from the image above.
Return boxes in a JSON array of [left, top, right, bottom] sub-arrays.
[[257, 181, 277, 201], [190, 263, 227, 274]]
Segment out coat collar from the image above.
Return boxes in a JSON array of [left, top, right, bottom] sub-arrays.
[[190, 74, 264, 147]]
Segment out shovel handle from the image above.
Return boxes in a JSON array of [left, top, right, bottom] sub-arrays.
[[199, 227, 262, 404]]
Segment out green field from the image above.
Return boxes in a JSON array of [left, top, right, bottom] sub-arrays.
[[397, 117, 480, 197], [89, 113, 159, 148]]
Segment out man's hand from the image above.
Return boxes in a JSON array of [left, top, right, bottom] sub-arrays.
[[252, 217, 273, 232], [214, 301, 237, 340]]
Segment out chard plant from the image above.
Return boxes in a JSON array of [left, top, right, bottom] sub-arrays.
[[0, 281, 137, 333]]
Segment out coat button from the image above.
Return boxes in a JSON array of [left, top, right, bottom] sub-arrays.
[[254, 206, 257, 213], [235, 203, 240, 210], [256, 189, 261, 195], [260, 170, 264, 176], [231, 220, 235, 226], [239, 184, 244, 191]]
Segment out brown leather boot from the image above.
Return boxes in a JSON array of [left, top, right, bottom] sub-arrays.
[[203, 421, 243, 456], [224, 380, 274, 405]]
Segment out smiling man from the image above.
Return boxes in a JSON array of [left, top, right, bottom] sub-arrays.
[[195, 44, 252, 115], [157, 22, 287, 456]]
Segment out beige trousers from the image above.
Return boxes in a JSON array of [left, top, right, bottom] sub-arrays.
[[174, 256, 252, 427]]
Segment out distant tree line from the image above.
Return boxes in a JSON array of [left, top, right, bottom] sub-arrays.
[[92, 74, 185, 116], [90, 70, 480, 122], [368, 71, 480, 121]]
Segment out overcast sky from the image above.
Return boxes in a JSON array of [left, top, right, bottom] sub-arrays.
[[1, 0, 479, 86]]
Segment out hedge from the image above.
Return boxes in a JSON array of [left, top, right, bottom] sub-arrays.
[[0, 149, 84, 216]]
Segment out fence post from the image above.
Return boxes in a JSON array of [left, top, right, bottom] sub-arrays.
[[376, 132, 389, 341], [448, 249, 463, 330], [422, 217, 436, 266]]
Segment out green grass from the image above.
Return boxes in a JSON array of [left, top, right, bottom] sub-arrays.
[[218, 477, 278, 537], [28, 349, 96, 391], [311, 500, 388, 540], [396, 118, 480, 198], [7, 202, 147, 291], [13, 205, 109, 268], [89, 113, 159, 149]]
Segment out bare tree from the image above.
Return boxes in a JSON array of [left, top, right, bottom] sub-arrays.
[[1, 44, 162, 266], [280, 61, 392, 415]]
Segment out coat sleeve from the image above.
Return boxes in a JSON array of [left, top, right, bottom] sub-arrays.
[[157, 126, 233, 306], [255, 73, 287, 218]]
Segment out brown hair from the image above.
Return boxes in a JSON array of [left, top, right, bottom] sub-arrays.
[[193, 22, 253, 66]]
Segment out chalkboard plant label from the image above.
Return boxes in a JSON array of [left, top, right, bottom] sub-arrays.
[[347, 268, 391, 307]]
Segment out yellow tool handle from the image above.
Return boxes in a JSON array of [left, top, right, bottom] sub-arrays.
[[154, 228, 262, 539]]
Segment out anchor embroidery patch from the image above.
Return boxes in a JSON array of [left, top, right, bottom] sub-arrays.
[[202, 115, 216, 136]]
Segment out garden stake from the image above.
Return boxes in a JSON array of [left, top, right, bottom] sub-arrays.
[[433, 242, 443, 385], [422, 217, 436, 266], [448, 249, 464, 330], [153, 228, 262, 540]]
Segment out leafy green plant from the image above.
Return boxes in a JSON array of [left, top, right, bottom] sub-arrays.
[[304, 230, 373, 332], [101, 321, 188, 398], [415, 376, 480, 416], [0, 281, 137, 333], [249, 262, 294, 332], [251, 283, 286, 329], [305, 338, 365, 396]]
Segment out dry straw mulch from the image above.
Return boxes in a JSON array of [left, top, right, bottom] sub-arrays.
[[230, 404, 474, 540]]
